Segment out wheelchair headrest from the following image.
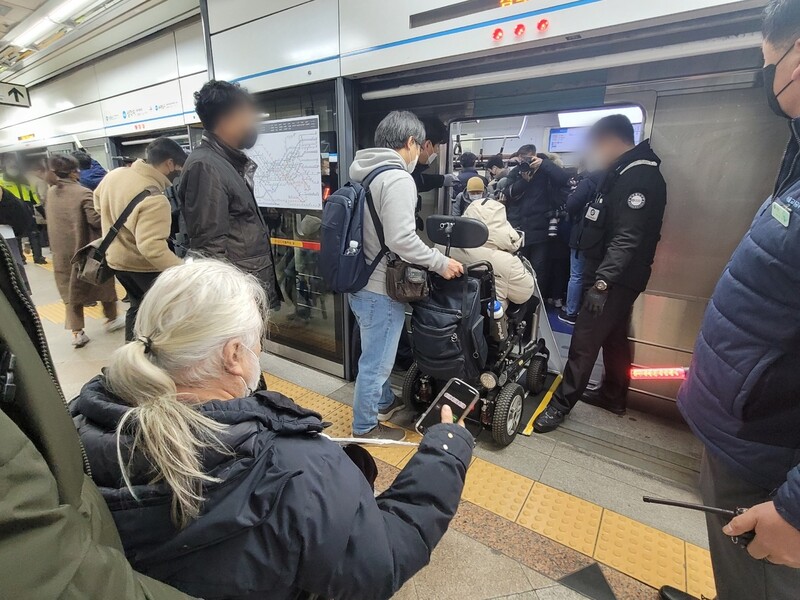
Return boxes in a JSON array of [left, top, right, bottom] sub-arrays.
[[426, 215, 489, 249]]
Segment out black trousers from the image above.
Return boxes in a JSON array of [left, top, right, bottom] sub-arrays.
[[115, 271, 160, 342], [701, 450, 800, 600], [552, 284, 640, 412], [522, 242, 550, 298]]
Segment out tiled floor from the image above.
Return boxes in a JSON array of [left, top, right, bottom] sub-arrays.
[[23, 255, 715, 600]]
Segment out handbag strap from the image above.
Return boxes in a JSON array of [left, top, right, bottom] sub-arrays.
[[97, 188, 155, 255], [363, 165, 404, 265]]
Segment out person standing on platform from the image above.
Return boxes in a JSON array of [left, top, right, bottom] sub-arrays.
[[45, 155, 123, 348], [0, 155, 46, 264], [534, 115, 666, 433], [72, 151, 108, 191], [94, 137, 186, 341], [177, 80, 281, 309], [348, 111, 463, 440], [661, 3, 800, 599]]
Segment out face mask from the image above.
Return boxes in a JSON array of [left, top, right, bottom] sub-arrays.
[[406, 156, 418, 173], [424, 151, 437, 165], [239, 128, 259, 150], [764, 45, 796, 119], [167, 170, 181, 183], [238, 345, 262, 397], [469, 193, 484, 201]]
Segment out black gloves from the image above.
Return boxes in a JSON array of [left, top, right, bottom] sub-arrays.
[[583, 287, 608, 316]]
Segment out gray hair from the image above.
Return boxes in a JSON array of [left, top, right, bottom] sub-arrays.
[[374, 110, 426, 150], [106, 259, 267, 527]]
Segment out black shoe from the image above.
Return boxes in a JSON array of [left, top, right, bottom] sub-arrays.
[[34, 257, 47, 265], [353, 423, 406, 441], [581, 388, 626, 415], [533, 405, 566, 433], [378, 395, 404, 422], [557, 309, 577, 326], [659, 586, 701, 600]]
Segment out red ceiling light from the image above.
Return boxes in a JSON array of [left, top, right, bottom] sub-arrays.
[[537, 18, 550, 32], [514, 23, 526, 37], [492, 27, 504, 41]]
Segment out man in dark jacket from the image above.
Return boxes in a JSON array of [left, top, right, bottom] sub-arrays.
[[71, 375, 473, 600], [504, 144, 571, 294], [72, 151, 108, 191], [177, 80, 281, 308], [661, 4, 800, 599], [535, 115, 666, 433]]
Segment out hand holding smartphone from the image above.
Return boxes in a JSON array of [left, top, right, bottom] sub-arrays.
[[415, 378, 480, 435]]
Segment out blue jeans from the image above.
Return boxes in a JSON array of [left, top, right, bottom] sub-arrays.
[[349, 290, 406, 434], [566, 249, 586, 316]]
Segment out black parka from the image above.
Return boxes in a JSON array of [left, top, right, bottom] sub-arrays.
[[177, 132, 281, 308], [71, 377, 473, 600]]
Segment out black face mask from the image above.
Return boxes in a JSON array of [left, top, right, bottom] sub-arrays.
[[239, 128, 259, 150], [764, 44, 795, 119], [167, 170, 181, 183]]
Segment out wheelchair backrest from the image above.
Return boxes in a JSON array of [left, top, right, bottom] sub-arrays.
[[426, 215, 488, 251]]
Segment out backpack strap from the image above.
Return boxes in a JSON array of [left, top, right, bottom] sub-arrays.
[[363, 165, 404, 265], [96, 188, 155, 256]]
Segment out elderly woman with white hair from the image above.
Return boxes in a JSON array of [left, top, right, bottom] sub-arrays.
[[71, 259, 473, 600]]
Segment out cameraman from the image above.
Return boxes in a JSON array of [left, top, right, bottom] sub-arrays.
[[503, 144, 570, 292]]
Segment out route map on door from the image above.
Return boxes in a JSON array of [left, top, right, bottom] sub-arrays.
[[247, 116, 322, 210]]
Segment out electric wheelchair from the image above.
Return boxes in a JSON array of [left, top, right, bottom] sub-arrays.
[[401, 215, 550, 446]]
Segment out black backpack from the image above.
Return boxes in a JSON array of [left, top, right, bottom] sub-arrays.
[[410, 274, 488, 382], [320, 165, 402, 294]]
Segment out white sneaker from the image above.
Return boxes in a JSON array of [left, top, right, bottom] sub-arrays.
[[72, 331, 90, 348], [105, 316, 125, 333]]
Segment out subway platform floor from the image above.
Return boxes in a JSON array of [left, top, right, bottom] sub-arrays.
[[24, 256, 714, 600]]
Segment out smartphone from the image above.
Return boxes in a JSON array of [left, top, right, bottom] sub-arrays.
[[415, 378, 480, 435]]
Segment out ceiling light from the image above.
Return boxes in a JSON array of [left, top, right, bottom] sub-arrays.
[[49, 0, 96, 23], [11, 18, 58, 49], [557, 106, 643, 127]]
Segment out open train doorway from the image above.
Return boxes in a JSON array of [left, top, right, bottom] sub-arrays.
[[447, 105, 645, 390]]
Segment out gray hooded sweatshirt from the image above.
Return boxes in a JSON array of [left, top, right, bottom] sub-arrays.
[[349, 148, 449, 295]]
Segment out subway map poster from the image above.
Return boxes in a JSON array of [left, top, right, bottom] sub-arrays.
[[247, 116, 322, 210]]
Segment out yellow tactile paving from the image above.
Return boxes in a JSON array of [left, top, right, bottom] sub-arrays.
[[516, 482, 603, 556], [686, 542, 716, 599], [462, 457, 533, 521], [36, 302, 66, 324], [594, 510, 686, 591]]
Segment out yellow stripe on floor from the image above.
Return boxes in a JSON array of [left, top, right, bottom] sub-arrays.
[[263, 372, 717, 598], [522, 373, 562, 436]]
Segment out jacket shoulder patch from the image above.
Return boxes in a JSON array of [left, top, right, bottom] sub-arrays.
[[627, 192, 646, 209]]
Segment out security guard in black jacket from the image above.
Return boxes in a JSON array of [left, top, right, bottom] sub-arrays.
[[535, 115, 666, 433]]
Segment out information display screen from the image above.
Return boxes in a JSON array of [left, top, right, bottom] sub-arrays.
[[548, 124, 643, 153], [411, 0, 531, 29]]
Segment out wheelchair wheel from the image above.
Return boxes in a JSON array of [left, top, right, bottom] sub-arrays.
[[526, 355, 548, 395], [401, 362, 436, 410], [492, 383, 524, 446]]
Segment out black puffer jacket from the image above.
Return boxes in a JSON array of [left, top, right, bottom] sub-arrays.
[[71, 376, 472, 600], [177, 132, 281, 308]]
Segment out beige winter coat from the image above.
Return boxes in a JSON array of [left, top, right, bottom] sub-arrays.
[[448, 199, 535, 307], [94, 160, 181, 273]]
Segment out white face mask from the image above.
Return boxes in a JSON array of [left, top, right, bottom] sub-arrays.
[[469, 193, 484, 201], [238, 345, 262, 397], [424, 151, 437, 165], [406, 156, 418, 173]]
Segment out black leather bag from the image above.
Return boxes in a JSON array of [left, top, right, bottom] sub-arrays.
[[385, 259, 430, 304]]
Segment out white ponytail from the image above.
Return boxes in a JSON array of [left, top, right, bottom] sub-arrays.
[[106, 259, 267, 527]]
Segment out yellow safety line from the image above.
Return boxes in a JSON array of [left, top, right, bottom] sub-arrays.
[[522, 373, 562, 436]]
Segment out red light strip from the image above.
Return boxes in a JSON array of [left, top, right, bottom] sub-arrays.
[[630, 367, 688, 380]]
